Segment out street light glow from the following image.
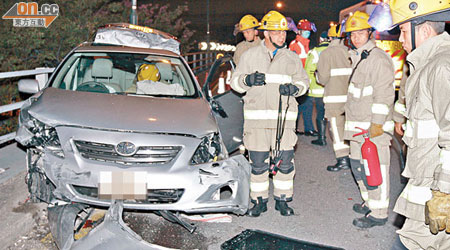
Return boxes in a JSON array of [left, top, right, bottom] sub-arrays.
[[276, 2, 283, 8]]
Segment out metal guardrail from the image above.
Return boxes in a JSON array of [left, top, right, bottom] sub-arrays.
[[184, 51, 218, 75], [0, 51, 220, 145], [0, 67, 54, 145], [0, 68, 55, 80]]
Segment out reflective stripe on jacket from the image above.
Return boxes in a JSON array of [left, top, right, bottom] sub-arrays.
[[394, 32, 450, 222], [343, 40, 395, 142], [316, 39, 351, 117], [305, 41, 329, 98], [231, 40, 310, 130]]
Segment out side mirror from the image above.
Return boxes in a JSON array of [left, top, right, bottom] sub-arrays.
[[18, 79, 40, 94]]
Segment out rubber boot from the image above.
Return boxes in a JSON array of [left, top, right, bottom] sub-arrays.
[[311, 119, 327, 146], [326, 156, 351, 172], [275, 200, 294, 216], [246, 197, 268, 217], [352, 202, 371, 214]]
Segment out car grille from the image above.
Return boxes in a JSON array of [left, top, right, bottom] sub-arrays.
[[74, 140, 181, 165], [72, 185, 184, 204]]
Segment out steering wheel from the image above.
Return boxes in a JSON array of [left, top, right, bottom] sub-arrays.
[[76, 81, 110, 93]]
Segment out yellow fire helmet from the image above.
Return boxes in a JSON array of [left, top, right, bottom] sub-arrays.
[[239, 14, 259, 31], [258, 10, 289, 31], [137, 64, 160, 82], [345, 11, 372, 32], [390, 0, 450, 26], [328, 23, 343, 37]]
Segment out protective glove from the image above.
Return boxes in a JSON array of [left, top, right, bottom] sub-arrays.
[[369, 123, 384, 138], [279, 84, 299, 96], [425, 190, 450, 234], [244, 71, 265, 86]]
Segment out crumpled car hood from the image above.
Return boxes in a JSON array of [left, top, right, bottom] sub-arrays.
[[27, 88, 217, 137]]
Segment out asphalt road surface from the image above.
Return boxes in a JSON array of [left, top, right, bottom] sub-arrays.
[[0, 129, 406, 249]]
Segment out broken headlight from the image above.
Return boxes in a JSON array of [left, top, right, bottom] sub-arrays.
[[190, 133, 225, 165], [25, 117, 64, 158]]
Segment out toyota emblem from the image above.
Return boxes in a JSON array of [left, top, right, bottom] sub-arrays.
[[115, 141, 137, 156]]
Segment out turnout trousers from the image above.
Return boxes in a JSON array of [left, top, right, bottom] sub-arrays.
[[327, 111, 349, 158], [244, 128, 297, 201], [349, 137, 391, 219]]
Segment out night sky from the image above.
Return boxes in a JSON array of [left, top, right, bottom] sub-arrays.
[[147, 0, 364, 46]]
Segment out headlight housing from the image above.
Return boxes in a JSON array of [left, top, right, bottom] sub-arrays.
[[190, 133, 225, 165], [24, 116, 64, 158]]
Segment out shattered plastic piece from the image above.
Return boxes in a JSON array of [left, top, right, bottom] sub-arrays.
[[47, 202, 174, 250], [181, 213, 232, 223], [71, 201, 174, 250], [221, 229, 345, 250], [47, 203, 87, 250]]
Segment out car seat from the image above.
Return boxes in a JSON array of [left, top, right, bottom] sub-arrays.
[[90, 58, 123, 93], [155, 62, 180, 84]]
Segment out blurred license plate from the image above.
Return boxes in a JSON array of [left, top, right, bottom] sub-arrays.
[[98, 171, 147, 200]]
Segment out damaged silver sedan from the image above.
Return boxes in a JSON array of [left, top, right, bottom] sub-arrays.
[[15, 24, 250, 249]]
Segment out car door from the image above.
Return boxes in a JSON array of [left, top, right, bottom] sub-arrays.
[[203, 55, 244, 153]]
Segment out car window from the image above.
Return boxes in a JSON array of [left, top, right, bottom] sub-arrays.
[[50, 52, 198, 98], [204, 55, 235, 98]]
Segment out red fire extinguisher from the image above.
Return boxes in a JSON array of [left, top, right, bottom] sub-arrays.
[[353, 127, 382, 186]]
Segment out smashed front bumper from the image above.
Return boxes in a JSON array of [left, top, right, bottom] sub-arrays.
[[17, 120, 251, 215], [46, 152, 250, 215]]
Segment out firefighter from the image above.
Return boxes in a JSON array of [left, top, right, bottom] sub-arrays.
[[289, 19, 318, 136], [289, 19, 316, 66], [231, 10, 310, 217], [370, 1, 450, 248], [343, 11, 395, 228], [233, 15, 261, 65], [305, 31, 330, 146], [316, 24, 352, 171]]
